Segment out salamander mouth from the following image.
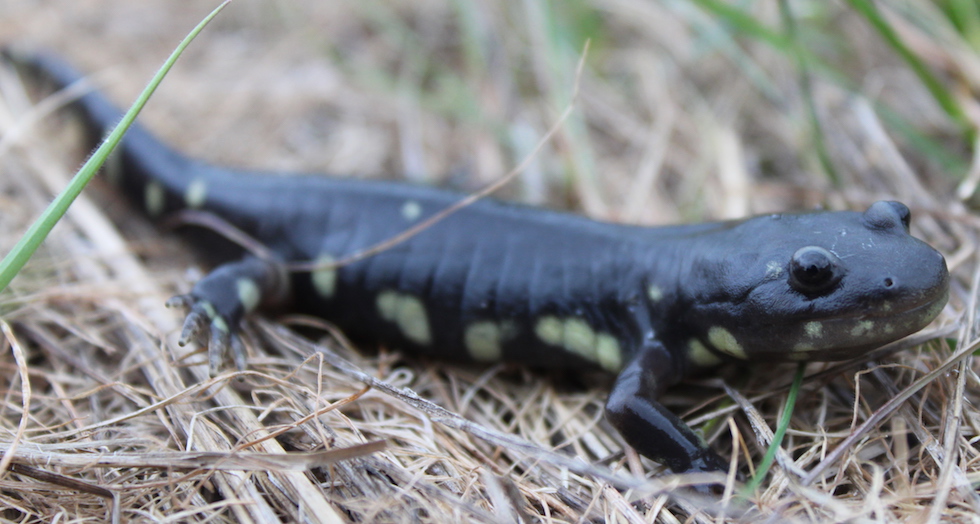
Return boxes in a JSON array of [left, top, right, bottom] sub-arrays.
[[788, 286, 949, 361]]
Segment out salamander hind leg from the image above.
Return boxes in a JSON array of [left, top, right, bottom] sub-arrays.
[[167, 256, 289, 375], [605, 342, 728, 477]]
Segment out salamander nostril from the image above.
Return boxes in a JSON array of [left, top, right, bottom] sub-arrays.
[[884, 277, 894, 288]]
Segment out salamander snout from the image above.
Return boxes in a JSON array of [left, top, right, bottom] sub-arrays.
[[877, 245, 948, 300]]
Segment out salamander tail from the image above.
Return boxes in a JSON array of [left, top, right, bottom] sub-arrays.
[[4, 47, 202, 219]]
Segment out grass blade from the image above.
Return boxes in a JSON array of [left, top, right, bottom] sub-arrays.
[[742, 362, 806, 495], [0, 1, 231, 293], [845, 0, 972, 139]]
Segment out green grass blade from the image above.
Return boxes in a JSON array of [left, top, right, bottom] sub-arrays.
[[945, 0, 980, 49], [742, 362, 806, 496], [845, 0, 972, 139], [688, 0, 792, 50], [779, 0, 840, 186], [689, 0, 970, 178], [0, 1, 231, 293]]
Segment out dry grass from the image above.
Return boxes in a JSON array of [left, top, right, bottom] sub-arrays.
[[0, 0, 978, 522]]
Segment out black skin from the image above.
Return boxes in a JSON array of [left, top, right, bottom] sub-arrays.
[[605, 342, 729, 473], [7, 50, 950, 480]]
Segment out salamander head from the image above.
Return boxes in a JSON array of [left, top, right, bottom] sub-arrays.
[[685, 201, 948, 363]]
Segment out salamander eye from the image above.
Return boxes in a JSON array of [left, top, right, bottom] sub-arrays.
[[789, 246, 842, 294], [863, 201, 910, 232]]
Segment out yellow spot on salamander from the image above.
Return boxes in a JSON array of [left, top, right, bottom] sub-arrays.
[[765, 260, 783, 280], [200, 301, 216, 317], [376, 291, 431, 345], [145, 181, 165, 218], [199, 300, 229, 332], [708, 326, 745, 359], [236, 278, 261, 314], [212, 317, 229, 333], [850, 320, 874, 338], [688, 339, 722, 367], [536, 316, 621, 368], [596, 334, 622, 372], [185, 179, 207, 209], [311, 254, 337, 298], [377, 292, 397, 318], [401, 200, 422, 222], [563, 318, 596, 360], [535, 316, 563, 346], [922, 297, 946, 323], [464, 322, 503, 362], [647, 285, 664, 302], [804, 321, 823, 339], [398, 296, 431, 345], [793, 342, 816, 352]]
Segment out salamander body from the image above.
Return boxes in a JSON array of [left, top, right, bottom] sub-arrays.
[[10, 51, 950, 476]]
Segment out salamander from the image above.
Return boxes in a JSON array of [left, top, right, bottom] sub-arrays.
[[8, 51, 950, 476]]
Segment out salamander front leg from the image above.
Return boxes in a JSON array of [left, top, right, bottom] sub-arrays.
[[605, 343, 728, 475], [167, 256, 288, 374]]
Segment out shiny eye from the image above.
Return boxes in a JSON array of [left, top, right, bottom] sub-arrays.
[[790, 246, 842, 294]]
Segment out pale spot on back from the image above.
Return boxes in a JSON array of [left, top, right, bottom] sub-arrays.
[[464, 322, 503, 362], [563, 318, 596, 360], [765, 260, 783, 280], [236, 278, 261, 314], [536, 316, 623, 370], [595, 334, 622, 372], [535, 316, 563, 346], [688, 339, 723, 367], [707, 326, 746, 359], [311, 254, 337, 298], [850, 320, 874, 338], [184, 179, 208, 209], [401, 200, 422, 222], [804, 321, 823, 339], [376, 291, 432, 346], [144, 181, 165, 218]]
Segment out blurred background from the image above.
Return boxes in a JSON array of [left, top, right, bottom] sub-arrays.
[[4, 0, 973, 224]]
